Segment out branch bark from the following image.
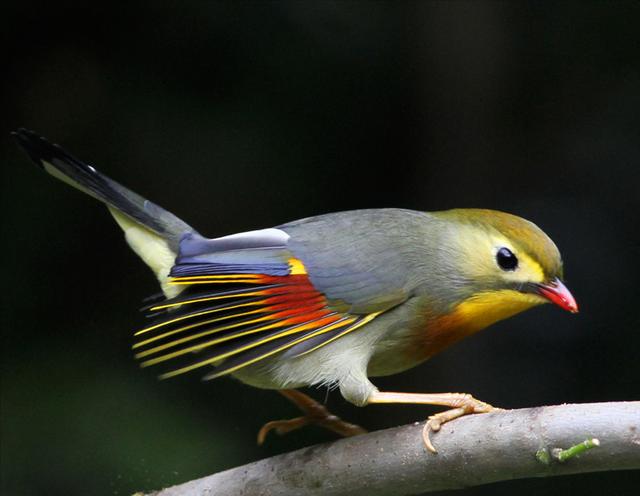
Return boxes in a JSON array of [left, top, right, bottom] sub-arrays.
[[146, 401, 640, 496]]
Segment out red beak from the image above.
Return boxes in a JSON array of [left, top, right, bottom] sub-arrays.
[[536, 278, 579, 313]]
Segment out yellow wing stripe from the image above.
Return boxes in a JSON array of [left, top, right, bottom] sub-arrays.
[[170, 274, 263, 281], [133, 304, 267, 349], [140, 319, 290, 367], [135, 300, 262, 337], [288, 257, 307, 275], [169, 278, 264, 285], [136, 313, 281, 362], [292, 312, 381, 357], [159, 316, 355, 379], [149, 290, 271, 311]]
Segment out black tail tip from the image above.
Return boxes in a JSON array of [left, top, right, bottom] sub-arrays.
[[12, 128, 70, 169]]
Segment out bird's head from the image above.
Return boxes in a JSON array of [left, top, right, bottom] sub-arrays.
[[430, 209, 577, 333]]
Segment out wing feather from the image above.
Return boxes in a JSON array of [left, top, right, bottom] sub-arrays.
[[133, 223, 407, 380], [134, 267, 382, 379]]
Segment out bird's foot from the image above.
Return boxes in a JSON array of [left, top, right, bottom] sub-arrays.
[[257, 389, 367, 445], [422, 394, 500, 453]]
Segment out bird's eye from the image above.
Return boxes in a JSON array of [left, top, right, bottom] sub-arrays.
[[496, 247, 518, 271]]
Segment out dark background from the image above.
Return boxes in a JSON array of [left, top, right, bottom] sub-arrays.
[[2, 2, 639, 495]]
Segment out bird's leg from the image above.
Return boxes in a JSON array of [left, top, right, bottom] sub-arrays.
[[257, 389, 367, 445], [366, 391, 499, 453]]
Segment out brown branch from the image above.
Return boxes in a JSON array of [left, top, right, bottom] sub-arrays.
[[144, 401, 640, 496]]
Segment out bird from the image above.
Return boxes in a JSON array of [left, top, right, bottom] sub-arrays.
[[13, 128, 578, 453]]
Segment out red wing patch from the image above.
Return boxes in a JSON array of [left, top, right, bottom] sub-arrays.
[[134, 261, 380, 380]]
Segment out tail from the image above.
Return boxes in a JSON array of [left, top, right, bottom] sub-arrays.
[[13, 128, 197, 296]]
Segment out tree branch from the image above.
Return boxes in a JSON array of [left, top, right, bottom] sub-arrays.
[[145, 401, 640, 496]]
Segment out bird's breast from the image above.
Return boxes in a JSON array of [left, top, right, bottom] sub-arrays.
[[414, 289, 546, 360]]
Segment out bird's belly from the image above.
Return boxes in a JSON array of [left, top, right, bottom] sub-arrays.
[[230, 328, 382, 390], [232, 306, 412, 390], [231, 296, 472, 389], [367, 327, 429, 377]]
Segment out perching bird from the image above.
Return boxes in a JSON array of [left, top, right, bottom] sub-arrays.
[[13, 129, 578, 452]]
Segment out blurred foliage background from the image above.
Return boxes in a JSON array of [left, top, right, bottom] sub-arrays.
[[2, 2, 639, 495]]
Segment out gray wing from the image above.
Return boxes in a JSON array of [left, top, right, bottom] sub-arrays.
[[280, 208, 430, 313], [131, 209, 429, 379]]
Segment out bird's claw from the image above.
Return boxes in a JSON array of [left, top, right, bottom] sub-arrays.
[[258, 390, 367, 445], [421, 400, 500, 454], [258, 412, 367, 445], [257, 417, 309, 445], [422, 418, 440, 453]]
